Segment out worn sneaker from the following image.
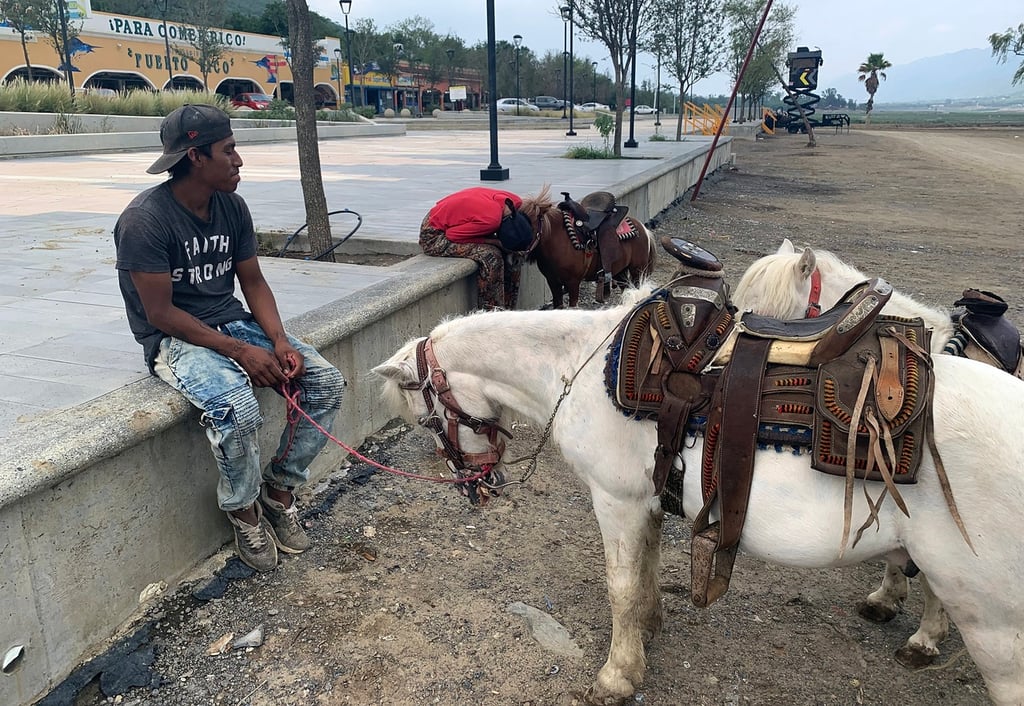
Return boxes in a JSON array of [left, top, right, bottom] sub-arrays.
[[226, 503, 278, 572], [259, 485, 311, 554]]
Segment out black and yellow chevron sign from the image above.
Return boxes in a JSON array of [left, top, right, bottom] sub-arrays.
[[797, 68, 818, 89]]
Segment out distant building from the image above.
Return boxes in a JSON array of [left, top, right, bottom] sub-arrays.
[[0, 0, 481, 112]]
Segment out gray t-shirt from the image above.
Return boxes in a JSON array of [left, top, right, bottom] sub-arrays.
[[114, 182, 257, 371]]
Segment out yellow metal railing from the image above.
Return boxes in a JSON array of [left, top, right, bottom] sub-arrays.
[[681, 102, 727, 136]]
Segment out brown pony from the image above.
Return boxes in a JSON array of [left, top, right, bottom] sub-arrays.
[[521, 186, 657, 308]]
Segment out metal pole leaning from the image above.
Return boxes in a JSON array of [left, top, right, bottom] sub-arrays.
[[691, 0, 775, 201]]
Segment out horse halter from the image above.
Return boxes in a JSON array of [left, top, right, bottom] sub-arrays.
[[805, 268, 823, 318], [400, 337, 511, 504]]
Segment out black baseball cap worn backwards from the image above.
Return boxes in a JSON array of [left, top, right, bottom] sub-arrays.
[[147, 104, 233, 174]]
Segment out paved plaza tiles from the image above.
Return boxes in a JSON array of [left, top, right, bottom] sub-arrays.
[[0, 123, 702, 444]]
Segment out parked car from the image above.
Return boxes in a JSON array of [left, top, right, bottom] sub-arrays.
[[495, 97, 539, 113], [631, 104, 656, 115], [531, 95, 566, 111], [580, 102, 609, 112], [231, 92, 273, 110], [75, 86, 116, 97]]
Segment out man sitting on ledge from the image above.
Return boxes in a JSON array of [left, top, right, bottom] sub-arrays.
[[113, 104, 347, 572]]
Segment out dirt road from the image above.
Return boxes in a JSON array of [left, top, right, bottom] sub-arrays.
[[73, 128, 1022, 706]]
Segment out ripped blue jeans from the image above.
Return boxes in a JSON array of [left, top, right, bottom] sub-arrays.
[[153, 319, 347, 511]]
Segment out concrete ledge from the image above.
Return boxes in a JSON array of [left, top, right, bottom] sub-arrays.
[[0, 139, 728, 705], [0, 112, 404, 158], [0, 253, 476, 706]]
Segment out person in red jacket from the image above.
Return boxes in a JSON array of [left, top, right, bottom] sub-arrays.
[[419, 187, 535, 310]]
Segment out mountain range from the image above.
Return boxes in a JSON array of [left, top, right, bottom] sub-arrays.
[[823, 48, 1023, 105]]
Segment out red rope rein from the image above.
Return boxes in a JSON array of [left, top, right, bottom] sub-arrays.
[[276, 382, 494, 486]]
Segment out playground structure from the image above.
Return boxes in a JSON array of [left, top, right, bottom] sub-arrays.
[[780, 47, 850, 134], [682, 102, 728, 136]]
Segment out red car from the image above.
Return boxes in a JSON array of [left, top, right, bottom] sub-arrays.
[[231, 92, 273, 110]]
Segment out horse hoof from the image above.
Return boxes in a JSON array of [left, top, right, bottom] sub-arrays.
[[856, 599, 898, 623], [583, 685, 630, 706], [895, 644, 938, 670]]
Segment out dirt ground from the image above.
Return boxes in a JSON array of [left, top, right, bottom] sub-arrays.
[[69, 127, 1023, 706]]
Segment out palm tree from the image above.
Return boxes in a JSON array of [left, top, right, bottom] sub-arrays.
[[857, 52, 891, 123]]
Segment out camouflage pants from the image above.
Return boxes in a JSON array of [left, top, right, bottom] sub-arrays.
[[419, 216, 521, 310]]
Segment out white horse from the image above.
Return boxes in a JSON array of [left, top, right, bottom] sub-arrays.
[[732, 238, 1018, 668], [374, 293, 1024, 705]]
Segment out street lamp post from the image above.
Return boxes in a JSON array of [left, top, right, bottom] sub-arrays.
[[560, 4, 575, 135], [333, 48, 343, 108], [654, 55, 662, 127], [393, 41, 403, 112], [624, 3, 639, 149], [480, 0, 508, 181], [591, 61, 597, 103], [446, 47, 455, 111], [339, 0, 356, 107], [559, 5, 569, 119], [513, 34, 522, 116]]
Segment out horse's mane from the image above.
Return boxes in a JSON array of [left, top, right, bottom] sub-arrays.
[[735, 245, 953, 339], [520, 184, 558, 252]]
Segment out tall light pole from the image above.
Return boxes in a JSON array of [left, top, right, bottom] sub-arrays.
[[559, 5, 569, 119], [333, 48, 343, 107], [339, 0, 356, 107], [160, 0, 173, 89], [446, 47, 455, 110], [624, 0, 639, 149], [654, 53, 662, 127], [392, 41, 403, 112], [513, 34, 522, 116], [480, 0, 508, 181], [561, 4, 575, 135], [591, 60, 598, 103]]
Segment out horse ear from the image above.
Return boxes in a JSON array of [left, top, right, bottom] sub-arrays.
[[778, 238, 796, 254], [797, 247, 816, 278], [371, 360, 416, 382]]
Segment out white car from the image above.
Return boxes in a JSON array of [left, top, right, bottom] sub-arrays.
[[580, 102, 609, 112], [631, 104, 656, 115], [495, 98, 539, 113]]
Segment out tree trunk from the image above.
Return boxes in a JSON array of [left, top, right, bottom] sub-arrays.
[[20, 34, 33, 81], [285, 0, 334, 262]]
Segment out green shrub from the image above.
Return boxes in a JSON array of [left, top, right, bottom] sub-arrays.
[[649, 133, 667, 141], [263, 99, 296, 120], [564, 145, 617, 159]]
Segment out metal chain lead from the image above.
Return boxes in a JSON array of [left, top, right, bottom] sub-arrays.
[[484, 323, 620, 490]]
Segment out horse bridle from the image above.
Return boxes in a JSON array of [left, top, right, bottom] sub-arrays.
[[400, 337, 511, 503], [805, 268, 823, 318]]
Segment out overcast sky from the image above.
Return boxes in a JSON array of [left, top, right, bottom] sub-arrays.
[[310, 0, 1022, 95]]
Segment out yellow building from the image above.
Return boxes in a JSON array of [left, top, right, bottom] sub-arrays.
[[0, 0, 360, 107]]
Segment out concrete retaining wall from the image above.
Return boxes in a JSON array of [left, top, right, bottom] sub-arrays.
[[0, 138, 729, 705]]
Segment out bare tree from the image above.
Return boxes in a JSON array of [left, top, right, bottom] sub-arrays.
[[572, 0, 653, 156], [649, 0, 726, 141], [0, 0, 47, 81], [284, 0, 333, 262], [171, 0, 228, 90]]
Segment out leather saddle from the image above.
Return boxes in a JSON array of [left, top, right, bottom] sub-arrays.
[[558, 190, 630, 295], [604, 238, 940, 609], [950, 289, 1023, 377]]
